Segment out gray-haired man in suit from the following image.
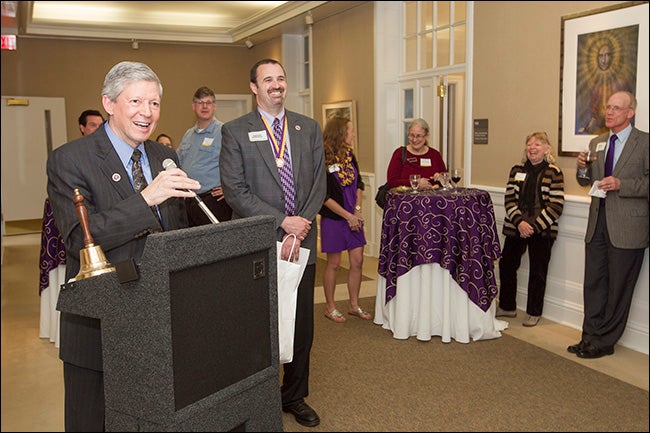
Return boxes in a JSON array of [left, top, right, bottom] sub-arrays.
[[47, 61, 200, 431], [570, 90, 649, 359], [220, 59, 326, 427]]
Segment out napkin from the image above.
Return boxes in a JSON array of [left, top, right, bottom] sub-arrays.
[[588, 181, 607, 198]]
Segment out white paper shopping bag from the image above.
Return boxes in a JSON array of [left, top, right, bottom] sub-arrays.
[[276, 234, 309, 364]]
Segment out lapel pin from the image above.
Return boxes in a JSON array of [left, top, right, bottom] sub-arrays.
[[112, 173, 121, 182], [295, 125, 301, 131]]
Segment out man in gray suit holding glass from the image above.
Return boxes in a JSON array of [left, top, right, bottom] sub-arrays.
[[220, 59, 326, 427], [571, 90, 649, 359]]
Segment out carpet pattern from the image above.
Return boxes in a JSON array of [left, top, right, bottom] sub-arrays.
[[282, 297, 649, 432]]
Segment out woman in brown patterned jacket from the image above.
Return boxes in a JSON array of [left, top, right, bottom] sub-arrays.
[[496, 132, 565, 327]]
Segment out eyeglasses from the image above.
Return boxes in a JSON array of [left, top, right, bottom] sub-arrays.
[[408, 134, 426, 140], [193, 100, 215, 107], [605, 105, 630, 113]]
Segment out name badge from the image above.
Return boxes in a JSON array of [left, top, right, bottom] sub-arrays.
[[248, 131, 268, 142], [596, 142, 606, 152], [420, 158, 432, 167], [514, 172, 527, 181], [202, 137, 214, 147], [328, 164, 340, 173]]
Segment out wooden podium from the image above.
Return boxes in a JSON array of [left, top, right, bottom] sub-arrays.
[[57, 216, 282, 431]]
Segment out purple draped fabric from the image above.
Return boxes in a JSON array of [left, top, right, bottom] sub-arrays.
[[39, 198, 66, 294], [378, 188, 502, 312]]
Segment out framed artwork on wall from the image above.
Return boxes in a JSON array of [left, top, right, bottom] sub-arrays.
[[322, 100, 358, 154], [558, 1, 648, 156]]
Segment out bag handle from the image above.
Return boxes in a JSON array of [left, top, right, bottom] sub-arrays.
[[280, 233, 298, 262]]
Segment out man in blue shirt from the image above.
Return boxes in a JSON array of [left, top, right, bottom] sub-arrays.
[[177, 86, 232, 225]]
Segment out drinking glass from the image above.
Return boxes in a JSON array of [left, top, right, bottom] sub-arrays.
[[409, 174, 421, 194], [438, 172, 452, 190], [451, 168, 463, 188], [578, 148, 596, 179]]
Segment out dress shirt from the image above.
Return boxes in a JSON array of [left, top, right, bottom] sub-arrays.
[[176, 117, 224, 194]]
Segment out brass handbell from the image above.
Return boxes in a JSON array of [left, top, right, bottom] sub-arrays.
[[72, 188, 115, 281]]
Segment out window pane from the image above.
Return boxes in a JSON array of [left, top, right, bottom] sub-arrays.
[[421, 2, 433, 31], [454, 1, 466, 22], [421, 32, 433, 69], [453, 24, 465, 65], [437, 1, 450, 28], [436, 28, 450, 67], [405, 36, 417, 72], [405, 1, 417, 36], [404, 89, 414, 119]]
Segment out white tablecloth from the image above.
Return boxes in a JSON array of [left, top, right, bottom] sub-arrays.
[[39, 264, 65, 348], [374, 263, 508, 343]]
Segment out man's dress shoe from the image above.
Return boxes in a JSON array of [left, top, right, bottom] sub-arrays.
[[567, 340, 587, 354], [283, 401, 320, 427], [577, 343, 614, 359]]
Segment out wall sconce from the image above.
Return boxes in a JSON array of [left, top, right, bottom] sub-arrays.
[[245, 39, 254, 49], [131, 39, 139, 50]]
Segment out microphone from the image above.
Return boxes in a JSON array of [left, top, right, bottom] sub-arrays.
[[162, 158, 219, 224]]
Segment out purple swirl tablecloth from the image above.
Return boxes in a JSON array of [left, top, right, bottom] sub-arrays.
[[39, 198, 66, 294], [378, 188, 502, 312]]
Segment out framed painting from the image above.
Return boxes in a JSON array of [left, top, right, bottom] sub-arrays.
[[322, 100, 358, 154], [558, 1, 648, 156]]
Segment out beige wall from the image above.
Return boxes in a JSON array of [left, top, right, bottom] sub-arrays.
[[0, 2, 374, 166], [472, 1, 624, 196], [1, 39, 256, 146], [1, 1, 630, 196], [313, 2, 375, 173]]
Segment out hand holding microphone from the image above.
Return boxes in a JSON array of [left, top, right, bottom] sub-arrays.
[[162, 158, 220, 224]]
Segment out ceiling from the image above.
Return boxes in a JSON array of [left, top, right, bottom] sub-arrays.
[[1, 1, 366, 47]]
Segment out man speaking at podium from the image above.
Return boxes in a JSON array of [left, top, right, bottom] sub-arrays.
[[47, 61, 200, 431]]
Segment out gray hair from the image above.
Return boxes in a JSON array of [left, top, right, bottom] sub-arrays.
[[101, 61, 163, 101], [409, 118, 430, 136]]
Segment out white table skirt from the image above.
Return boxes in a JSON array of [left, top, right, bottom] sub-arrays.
[[39, 264, 65, 348], [374, 263, 508, 343]]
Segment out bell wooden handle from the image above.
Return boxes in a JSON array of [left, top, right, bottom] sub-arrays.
[[73, 188, 94, 248]]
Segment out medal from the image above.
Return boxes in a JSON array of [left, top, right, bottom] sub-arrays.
[[261, 115, 288, 167]]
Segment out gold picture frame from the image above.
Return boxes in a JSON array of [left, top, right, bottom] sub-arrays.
[[322, 100, 358, 154], [558, 1, 648, 156]]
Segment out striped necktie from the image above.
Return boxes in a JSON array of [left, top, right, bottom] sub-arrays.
[[273, 117, 296, 215], [131, 149, 163, 227]]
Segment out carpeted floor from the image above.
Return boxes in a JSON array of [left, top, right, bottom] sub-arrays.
[[281, 298, 649, 432], [3, 241, 647, 432]]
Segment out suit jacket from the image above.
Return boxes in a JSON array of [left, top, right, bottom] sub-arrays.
[[46, 126, 188, 370], [220, 110, 326, 265], [577, 127, 649, 249]]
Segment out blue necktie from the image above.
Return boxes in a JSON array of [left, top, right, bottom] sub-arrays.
[[604, 134, 617, 177]]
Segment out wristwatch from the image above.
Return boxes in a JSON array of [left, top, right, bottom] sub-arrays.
[[355, 205, 362, 211]]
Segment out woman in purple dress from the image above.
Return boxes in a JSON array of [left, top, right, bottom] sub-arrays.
[[319, 116, 370, 323]]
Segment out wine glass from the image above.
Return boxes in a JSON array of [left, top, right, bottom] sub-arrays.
[[438, 172, 452, 190], [578, 147, 596, 180], [451, 168, 463, 189], [409, 174, 421, 194]]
